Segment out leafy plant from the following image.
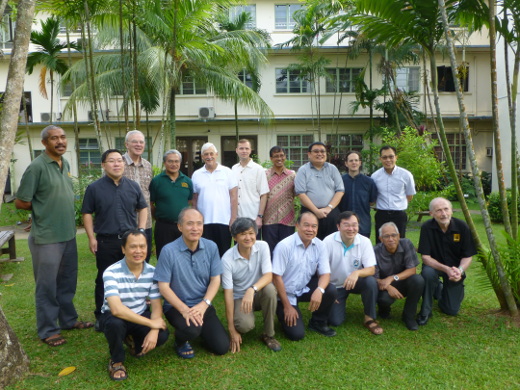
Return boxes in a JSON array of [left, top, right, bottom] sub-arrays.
[[72, 165, 102, 226], [487, 190, 520, 223]]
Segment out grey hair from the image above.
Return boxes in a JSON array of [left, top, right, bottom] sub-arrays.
[[41, 125, 63, 140], [230, 218, 258, 237], [163, 149, 182, 163], [201, 142, 218, 154], [178, 207, 203, 224], [429, 197, 452, 212], [125, 129, 145, 143], [378, 222, 399, 237]]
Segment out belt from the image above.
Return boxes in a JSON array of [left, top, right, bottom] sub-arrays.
[[157, 218, 178, 225], [376, 209, 406, 213], [96, 233, 123, 240]]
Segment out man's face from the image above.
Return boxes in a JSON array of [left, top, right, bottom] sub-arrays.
[[202, 147, 218, 169], [430, 199, 453, 228], [122, 234, 147, 265], [346, 153, 361, 173], [380, 148, 397, 171], [236, 142, 251, 161], [296, 213, 319, 245], [270, 150, 286, 169], [42, 128, 67, 158], [307, 145, 327, 167], [164, 153, 181, 175], [338, 215, 359, 242], [234, 227, 256, 251], [102, 152, 124, 180], [380, 224, 400, 253], [126, 133, 145, 158], [178, 209, 204, 244]]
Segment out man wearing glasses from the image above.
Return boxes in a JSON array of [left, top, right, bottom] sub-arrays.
[[295, 142, 344, 240]]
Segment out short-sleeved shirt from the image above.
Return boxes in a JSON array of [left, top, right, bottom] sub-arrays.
[[272, 232, 330, 305], [338, 173, 378, 237], [101, 258, 161, 315], [323, 232, 376, 289], [123, 153, 153, 229], [232, 160, 270, 220], [16, 153, 76, 244], [371, 165, 416, 210], [222, 241, 272, 300], [192, 164, 238, 225], [154, 237, 222, 309], [150, 171, 193, 223], [373, 238, 419, 279], [81, 175, 148, 235], [264, 167, 296, 226], [295, 162, 344, 208], [418, 217, 477, 268]]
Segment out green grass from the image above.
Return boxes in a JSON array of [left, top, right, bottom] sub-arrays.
[[1, 213, 519, 389]]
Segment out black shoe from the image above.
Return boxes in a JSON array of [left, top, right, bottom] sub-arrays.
[[308, 320, 336, 337], [416, 313, 432, 326], [403, 316, 419, 331], [378, 306, 392, 319], [95, 319, 102, 332]]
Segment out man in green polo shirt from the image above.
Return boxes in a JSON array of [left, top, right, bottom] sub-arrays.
[[16, 125, 93, 347], [150, 149, 193, 258]]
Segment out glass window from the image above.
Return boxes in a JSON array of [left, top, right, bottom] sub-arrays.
[[238, 69, 254, 89], [396, 67, 420, 92], [432, 133, 466, 170], [276, 134, 314, 169], [326, 68, 362, 93], [229, 5, 256, 29], [79, 138, 101, 168], [275, 4, 303, 30], [276, 68, 310, 93], [325, 133, 364, 162], [180, 75, 206, 95], [0, 13, 15, 49], [437, 66, 469, 92]]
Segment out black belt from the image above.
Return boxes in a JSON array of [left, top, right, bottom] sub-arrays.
[[96, 233, 123, 240], [157, 218, 177, 225], [376, 209, 406, 214]]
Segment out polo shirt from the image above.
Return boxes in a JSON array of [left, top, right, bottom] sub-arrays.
[[264, 167, 296, 226], [150, 171, 193, 223], [16, 153, 76, 244], [418, 217, 477, 268], [272, 232, 330, 305], [101, 258, 161, 315], [373, 238, 418, 279], [123, 153, 153, 229], [338, 173, 378, 236], [232, 159, 270, 220], [323, 232, 376, 289], [154, 237, 222, 309], [295, 162, 344, 208], [371, 165, 416, 210], [222, 241, 272, 300], [192, 163, 238, 225], [81, 175, 148, 235]]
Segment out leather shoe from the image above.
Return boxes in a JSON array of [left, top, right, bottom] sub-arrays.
[[308, 320, 336, 337], [416, 313, 432, 326], [378, 306, 392, 319], [403, 316, 419, 331]]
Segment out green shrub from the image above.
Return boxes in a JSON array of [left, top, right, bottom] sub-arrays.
[[406, 190, 449, 220], [73, 166, 102, 227], [487, 190, 520, 223]]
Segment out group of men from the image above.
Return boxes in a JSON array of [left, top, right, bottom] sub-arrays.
[[16, 126, 476, 382]]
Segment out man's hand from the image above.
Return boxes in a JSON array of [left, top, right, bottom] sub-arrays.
[[88, 238, 98, 254], [180, 304, 205, 327], [255, 216, 263, 229], [386, 285, 404, 300], [343, 272, 359, 291], [141, 330, 159, 355], [229, 329, 242, 353], [315, 207, 330, 219], [377, 276, 393, 291], [448, 266, 462, 282], [241, 289, 255, 314], [283, 305, 299, 327], [309, 288, 323, 312]]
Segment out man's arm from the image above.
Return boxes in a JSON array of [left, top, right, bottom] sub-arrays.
[[344, 266, 375, 290], [241, 272, 273, 314], [308, 272, 331, 312], [224, 289, 241, 353], [229, 187, 238, 226], [188, 275, 221, 322], [297, 193, 326, 218], [158, 281, 202, 327], [406, 195, 414, 202], [256, 194, 268, 229], [150, 202, 156, 220], [328, 191, 344, 210], [107, 295, 166, 330], [191, 193, 198, 210], [15, 199, 32, 210], [82, 213, 97, 254], [137, 207, 147, 229], [141, 298, 166, 355], [272, 274, 299, 327], [422, 254, 460, 281]]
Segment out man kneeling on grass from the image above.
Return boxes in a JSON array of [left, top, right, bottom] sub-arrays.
[[222, 218, 281, 353], [99, 230, 169, 381]]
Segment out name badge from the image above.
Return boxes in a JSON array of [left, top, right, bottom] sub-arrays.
[[453, 234, 461, 242]]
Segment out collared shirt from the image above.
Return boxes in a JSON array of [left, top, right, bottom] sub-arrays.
[[192, 163, 238, 225], [232, 159, 270, 220], [16, 153, 76, 244], [264, 167, 296, 226], [371, 165, 416, 210], [272, 232, 330, 305], [81, 175, 148, 235], [154, 237, 222, 309], [150, 171, 193, 223], [295, 162, 344, 208], [338, 173, 378, 237], [222, 241, 272, 300], [418, 217, 477, 268], [373, 238, 419, 279], [323, 232, 376, 288], [101, 258, 161, 315], [123, 153, 153, 229]]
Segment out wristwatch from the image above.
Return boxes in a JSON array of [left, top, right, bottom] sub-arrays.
[[257, 214, 263, 218], [317, 287, 325, 294], [327, 204, 334, 209], [458, 266, 465, 275], [393, 275, 400, 282], [203, 298, 212, 307], [251, 285, 258, 293]]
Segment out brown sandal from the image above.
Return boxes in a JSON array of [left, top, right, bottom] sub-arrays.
[[364, 320, 384, 335], [108, 360, 127, 381], [42, 334, 67, 347], [63, 321, 94, 330]]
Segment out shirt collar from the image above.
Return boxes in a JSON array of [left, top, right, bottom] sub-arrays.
[[123, 152, 142, 167], [232, 243, 259, 261]]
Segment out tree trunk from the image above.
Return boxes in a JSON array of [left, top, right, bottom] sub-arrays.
[[0, 307, 30, 388]]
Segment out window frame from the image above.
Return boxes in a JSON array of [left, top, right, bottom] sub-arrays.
[[437, 65, 469, 92], [276, 134, 314, 169], [79, 138, 102, 168], [396, 67, 421, 92], [274, 4, 303, 30], [275, 68, 311, 94], [229, 5, 257, 29], [432, 133, 467, 170], [180, 74, 207, 95], [325, 68, 362, 93]]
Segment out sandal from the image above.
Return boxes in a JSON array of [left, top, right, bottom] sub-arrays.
[[63, 321, 94, 330], [42, 334, 67, 347], [108, 360, 128, 381], [124, 335, 145, 358], [364, 320, 384, 335], [175, 341, 195, 359]]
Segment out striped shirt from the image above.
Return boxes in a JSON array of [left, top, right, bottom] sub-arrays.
[[123, 152, 153, 229], [101, 258, 161, 315]]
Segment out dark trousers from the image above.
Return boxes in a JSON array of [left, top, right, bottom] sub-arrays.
[[154, 219, 181, 259], [375, 210, 408, 243], [301, 206, 340, 240], [164, 305, 229, 355], [202, 223, 232, 257], [99, 310, 169, 363], [262, 224, 295, 255], [95, 236, 124, 319], [276, 278, 337, 341], [328, 276, 378, 326], [420, 265, 465, 317], [145, 228, 152, 262], [377, 274, 424, 321]]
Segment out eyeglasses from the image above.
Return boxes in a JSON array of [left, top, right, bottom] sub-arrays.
[[381, 233, 399, 239], [381, 155, 396, 160], [105, 159, 124, 164], [129, 140, 145, 145], [311, 149, 327, 154]]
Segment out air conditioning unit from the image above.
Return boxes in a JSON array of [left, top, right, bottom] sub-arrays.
[[40, 112, 51, 122], [486, 147, 493, 157], [198, 106, 215, 120]]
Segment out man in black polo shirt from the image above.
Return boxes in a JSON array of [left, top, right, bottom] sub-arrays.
[[82, 149, 148, 326], [416, 197, 476, 326]]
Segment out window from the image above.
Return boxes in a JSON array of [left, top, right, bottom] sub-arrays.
[[437, 66, 469, 92], [326, 68, 362, 93], [180, 75, 206, 95], [229, 5, 256, 29], [275, 4, 303, 30], [62, 81, 73, 97], [396, 67, 420, 92], [277, 134, 314, 169], [432, 133, 466, 170], [0, 12, 15, 49], [325, 134, 364, 162], [115, 136, 152, 161], [79, 138, 102, 167], [238, 69, 254, 89], [276, 68, 310, 93]]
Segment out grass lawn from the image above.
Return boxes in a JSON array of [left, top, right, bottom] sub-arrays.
[[1, 208, 519, 389]]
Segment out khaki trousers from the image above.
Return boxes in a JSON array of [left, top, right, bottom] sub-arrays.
[[233, 283, 277, 337]]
